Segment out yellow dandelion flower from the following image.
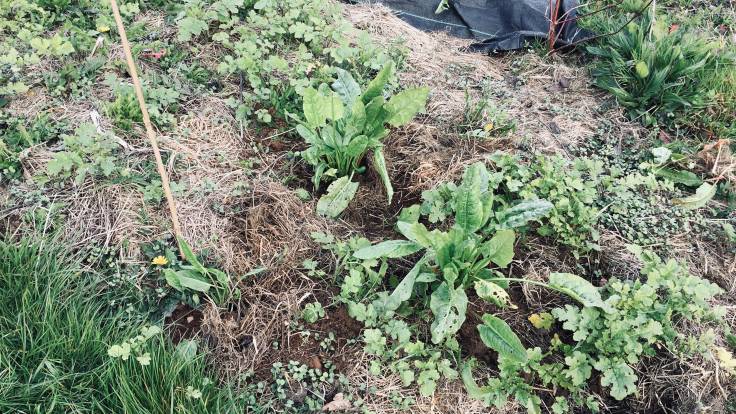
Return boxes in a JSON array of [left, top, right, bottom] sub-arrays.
[[152, 255, 168, 266], [483, 122, 494, 132], [97, 25, 110, 33]]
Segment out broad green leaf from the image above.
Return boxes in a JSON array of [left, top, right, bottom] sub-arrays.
[[332, 68, 361, 106], [653, 168, 702, 187], [344, 135, 374, 160], [397, 204, 420, 224], [372, 149, 393, 203], [485, 229, 515, 268], [361, 62, 393, 104], [354, 240, 422, 259], [209, 268, 229, 286], [673, 182, 716, 210], [177, 16, 207, 42], [177, 236, 205, 273], [548, 273, 605, 308], [364, 95, 387, 136], [384, 87, 429, 127], [163, 268, 183, 291], [396, 221, 441, 248], [302, 88, 344, 128], [480, 192, 495, 228], [389, 258, 426, 305], [316, 176, 358, 218], [430, 281, 468, 344], [477, 314, 527, 363], [474, 280, 513, 308], [454, 163, 485, 233], [498, 199, 553, 229], [295, 124, 320, 145], [164, 269, 212, 293], [345, 99, 366, 138]]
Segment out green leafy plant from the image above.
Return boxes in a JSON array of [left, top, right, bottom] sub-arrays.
[[1, 113, 66, 181], [332, 163, 603, 397], [420, 152, 602, 255], [270, 359, 349, 413], [457, 86, 516, 139], [587, 9, 724, 127], [463, 247, 723, 413], [550, 246, 723, 400], [296, 62, 428, 217], [46, 122, 123, 184], [202, 0, 400, 123], [108, 325, 163, 366], [162, 237, 230, 304], [301, 301, 325, 323]]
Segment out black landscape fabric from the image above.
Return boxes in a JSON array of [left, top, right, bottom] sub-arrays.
[[354, 0, 593, 52]]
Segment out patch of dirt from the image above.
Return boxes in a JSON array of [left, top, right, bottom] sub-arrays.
[[165, 304, 204, 344]]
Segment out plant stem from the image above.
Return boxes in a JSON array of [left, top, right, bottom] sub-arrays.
[[486, 277, 551, 289]]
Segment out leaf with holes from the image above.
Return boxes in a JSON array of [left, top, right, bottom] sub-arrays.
[[430, 281, 468, 344], [475, 280, 514, 309]]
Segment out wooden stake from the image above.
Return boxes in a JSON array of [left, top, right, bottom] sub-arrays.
[[109, 0, 185, 256]]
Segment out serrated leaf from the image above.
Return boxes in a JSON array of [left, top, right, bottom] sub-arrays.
[[372, 149, 393, 203], [430, 282, 468, 344], [384, 87, 429, 127], [477, 314, 527, 363], [596, 359, 637, 400], [673, 182, 716, 210], [354, 240, 422, 259], [316, 176, 358, 218], [498, 199, 553, 229], [486, 229, 515, 268], [361, 62, 393, 104], [549, 273, 605, 308], [177, 16, 208, 42]]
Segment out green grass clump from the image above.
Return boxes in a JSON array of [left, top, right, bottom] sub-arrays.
[[587, 11, 724, 127], [581, 2, 735, 137], [0, 237, 254, 413]]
